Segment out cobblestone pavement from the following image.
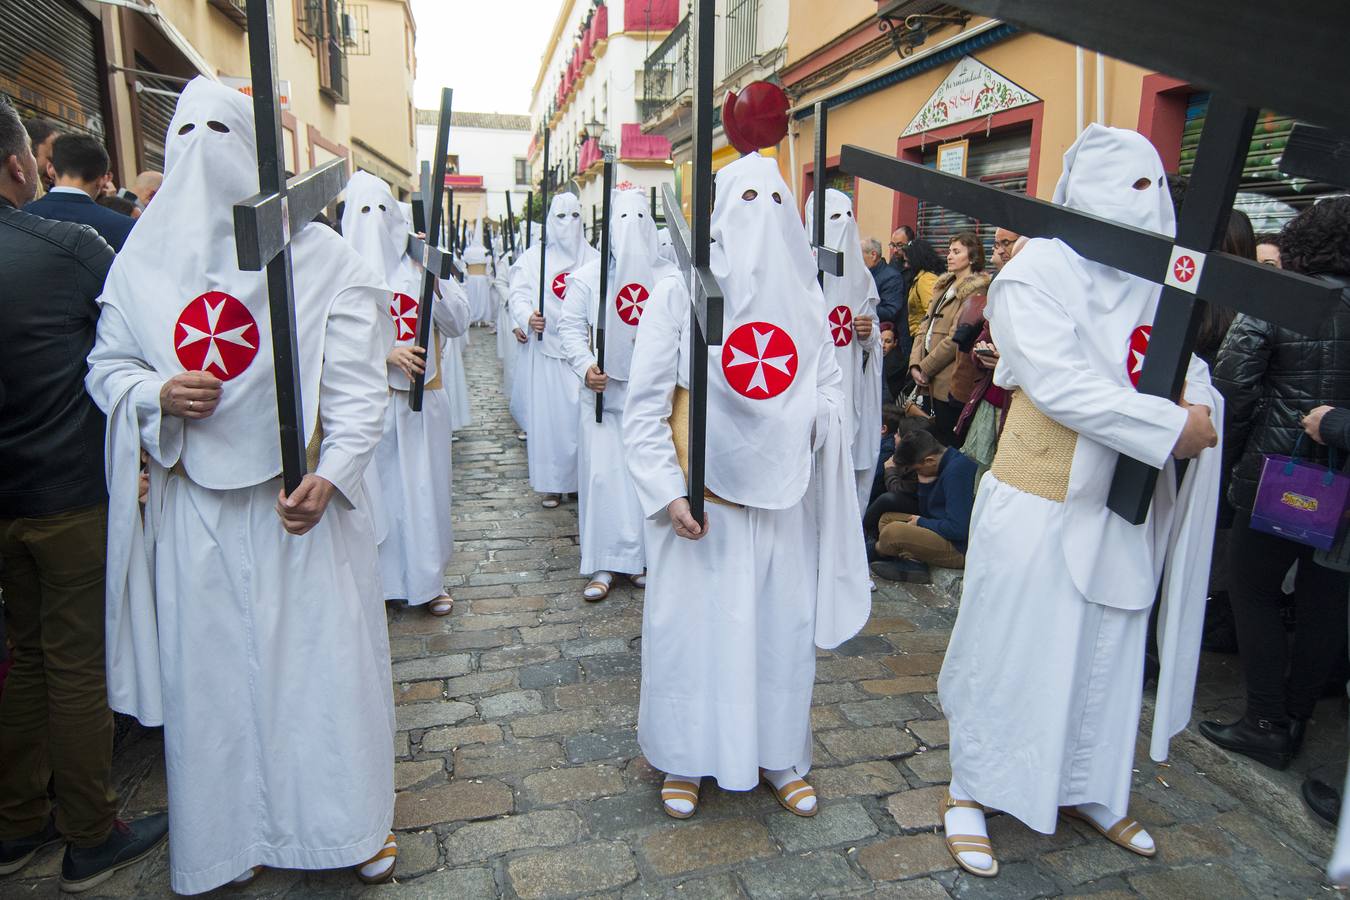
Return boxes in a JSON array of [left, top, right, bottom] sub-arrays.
[[7, 330, 1341, 898]]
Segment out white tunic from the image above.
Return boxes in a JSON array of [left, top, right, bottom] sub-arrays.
[[441, 291, 473, 431], [465, 272, 494, 325]]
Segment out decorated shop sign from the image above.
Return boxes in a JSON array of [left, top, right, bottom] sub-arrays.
[[902, 56, 1039, 137]]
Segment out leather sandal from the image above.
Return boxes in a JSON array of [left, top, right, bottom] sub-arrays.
[[941, 790, 999, 878], [762, 772, 818, 817], [661, 779, 701, 819], [1060, 807, 1156, 858], [355, 833, 398, 884], [541, 494, 561, 508], [229, 866, 263, 887], [428, 596, 453, 616], [583, 580, 611, 602], [629, 572, 647, 588]]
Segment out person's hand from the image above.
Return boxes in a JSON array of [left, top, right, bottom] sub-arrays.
[[388, 346, 427, 379], [585, 365, 608, 392], [275, 474, 336, 536], [1171, 402, 1218, 459], [883, 456, 896, 471], [529, 312, 546, 334], [909, 365, 929, 388], [667, 497, 709, 541], [973, 340, 1000, 369], [514, 327, 528, 343], [1304, 405, 1333, 444], [160, 371, 222, 419], [854, 314, 874, 342]]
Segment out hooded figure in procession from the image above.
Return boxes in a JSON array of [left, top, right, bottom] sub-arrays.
[[343, 173, 469, 617], [936, 125, 1222, 878], [806, 188, 883, 511], [412, 202, 473, 437], [85, 78, 400, 893], [462, 220, 494, 326], [559, 188, 675, 600], [623, 153, 871, 819], [508, 193, 599, 505]]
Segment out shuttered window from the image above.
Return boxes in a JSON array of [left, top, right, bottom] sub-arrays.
[[0, 0, 104, 137], [917, 125, 1030, 261]]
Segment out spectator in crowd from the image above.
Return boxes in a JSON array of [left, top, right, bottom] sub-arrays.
[[909, 232, 991, 443], [0, 94, 168, 892], [862, 236, 906, 330], [96, 193, 140, 219], [880, 322, 907, 404], [900, 237, 945, 360], [1256, 232, 1283, 268], [132, 170, 162, 208], [889, 223, 915, 271], [24, 133, 134, 251], [1200, 197, 1350, 772], [870, 427, 977, 584], [21, 117, 58, 195], [868, 402, 905, 505]]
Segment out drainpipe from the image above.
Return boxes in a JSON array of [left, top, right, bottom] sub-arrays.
[[1075, 46, 1085, 135], [1096, 52, 1106, 125]]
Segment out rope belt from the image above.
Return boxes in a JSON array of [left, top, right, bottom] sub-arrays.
[[988, 390, 1077, 502], [670, 386, 741, 509], [467, 263, 488, 276]]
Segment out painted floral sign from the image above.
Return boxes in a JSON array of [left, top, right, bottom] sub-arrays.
[[902, 56, 1039, 137]]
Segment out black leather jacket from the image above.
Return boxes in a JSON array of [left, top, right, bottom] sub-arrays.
[[0, 197, 114, 517], [1212, 274, 1350, 513]]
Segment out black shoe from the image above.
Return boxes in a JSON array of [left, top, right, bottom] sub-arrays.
[[59, 813, 168, 894], [869, 559, 932, 584], [1302, 778, 1341, 826], [1289, 717, 1309, 757], [1197, 715, 1295, 770], [0, 815, 62, 876]]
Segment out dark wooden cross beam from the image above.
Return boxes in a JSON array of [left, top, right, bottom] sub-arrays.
[[525, 190, 534, 248], [459, 216, 467, 259], [658, 0, 725, 525], [841, 94, 1338, 524], [505, 190, 518, 260], [233, 0, 349, 494], [446, 188, 455, 249], [408, 86, 455, 412], [408, 160, 458, 282], [536, 127, 552, 341], [593, 150, 615, 424], [811, 101, 844, 287], [1280, 124, 1350, 188]]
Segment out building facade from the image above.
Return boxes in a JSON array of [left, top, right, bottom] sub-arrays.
[[415, 109, 532, 230]]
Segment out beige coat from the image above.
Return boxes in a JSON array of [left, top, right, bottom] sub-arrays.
[[908, 270, 991, 404]]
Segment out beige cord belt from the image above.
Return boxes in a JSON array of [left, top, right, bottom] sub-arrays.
[[670, 386, 741, 509], [988, 390, 1076, 502], [467, 263, 488, 276]]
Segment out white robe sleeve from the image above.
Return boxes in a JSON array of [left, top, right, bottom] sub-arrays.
[[989, 281, 1187, 468], [434, 277, 471, 339], [314, 285, 390, 507], [86, 304, 183, 468], [558, 279, 597, 381], [508, 256, 538, 334], [622, 277, 691, 519]]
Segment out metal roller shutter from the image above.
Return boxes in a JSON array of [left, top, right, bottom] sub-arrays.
[[0, 0, 104, 137], [131, 55, 182, 174], [1180, 92, 1343, 233], [917, 124, 1031, 262]]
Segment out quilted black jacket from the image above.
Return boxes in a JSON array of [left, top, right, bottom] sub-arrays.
[[1212, 274, 1350, 513], [0, 197, 114, 517]]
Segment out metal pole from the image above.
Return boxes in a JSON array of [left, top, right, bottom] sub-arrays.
[[536, 127, 551, 341], [813, 100, 828, 289], [594, 153, 614, 423]]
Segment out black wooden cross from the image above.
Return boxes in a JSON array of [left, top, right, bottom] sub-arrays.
[[1280, 124, 1350, 189], [810, 100, 844, 288], [658, 0, 725, 525], [525, 190, 534, 248], [841, 99, 1336, 523], [409, 159, 458, 283], [505, 190, 518, 261], [233, 0, 348, 495], [536, 127, 552, 340], [408, 86, 455, 412], [593, 150, 615, 424]]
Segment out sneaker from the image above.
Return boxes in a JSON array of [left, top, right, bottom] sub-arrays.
[[1302, 777, 1341, 826], [870, 559, 932, 584], [59, 813, 168, 894], [0, 815, 62, 876]]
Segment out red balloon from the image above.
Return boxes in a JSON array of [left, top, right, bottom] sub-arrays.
[[723, 81, 789, 154]]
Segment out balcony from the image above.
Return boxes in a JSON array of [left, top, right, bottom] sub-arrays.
[[625, 0, 680, 33], [724, 0, 758, 75], [619, 123, 671, 163], [640, 15, 690, 124], [206, 0, 247, 28]]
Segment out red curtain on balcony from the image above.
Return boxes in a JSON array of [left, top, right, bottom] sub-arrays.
[[620, 123, 671, 161], [624, 0, 679, 32], [591, 4, 609, 41]]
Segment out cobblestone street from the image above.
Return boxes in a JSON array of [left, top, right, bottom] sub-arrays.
[[9, 331, 1341, 898]]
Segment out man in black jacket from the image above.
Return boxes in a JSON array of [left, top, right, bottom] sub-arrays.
[[863, 236, 906, 332], [23, 133, 134, 251], [0, 96, 166, 892]]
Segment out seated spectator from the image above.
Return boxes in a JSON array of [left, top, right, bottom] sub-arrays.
[[868, 403, 904, 505], [23, 133, 134, 251], [869, 427, 977, 584], [862, 236, 905, 330]]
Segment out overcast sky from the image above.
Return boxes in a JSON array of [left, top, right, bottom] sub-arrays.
[[410, 0, 558, 114]]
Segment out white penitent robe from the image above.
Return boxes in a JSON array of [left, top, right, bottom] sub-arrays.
[[493, 266, 519, 398], [463, 243, 494, 324], [938, 125, 1223, 836], [441, 281, 473, 431], [378, 282, 470, 605]]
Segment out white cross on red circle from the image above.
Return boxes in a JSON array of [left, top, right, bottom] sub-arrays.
[[828, 305, 854, 347], [551, 272, 570, 300], [174, 291, 259, 381], [721, 321, 798, 399], [1172, 255, 1197, 283], [1126, 324, 1152, 388], [615, 282, 648, 326], [389, 292, 419, 341]]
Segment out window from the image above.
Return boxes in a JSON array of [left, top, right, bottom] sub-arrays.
[[514, 157, 530, 186], [298, 0, 350, 102]]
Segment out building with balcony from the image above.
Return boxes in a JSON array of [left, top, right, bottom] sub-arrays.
[[527, 0, 681, 231], [638, 0, 789, 220], [1, 0, 416, 199], [415, 109, 532, 231]]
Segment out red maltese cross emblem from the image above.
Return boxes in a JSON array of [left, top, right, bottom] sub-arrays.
[[615, 283, 649, 325], [174, 291, 259, 381], [721, 321, 798, 399], [828, 305, 854, 347], [1127, 325, 1152, 388], [551, 272, 570, 300], [390, 292, 419, 341]]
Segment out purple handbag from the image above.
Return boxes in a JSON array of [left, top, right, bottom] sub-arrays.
[[1250, 436, 1350, 550]]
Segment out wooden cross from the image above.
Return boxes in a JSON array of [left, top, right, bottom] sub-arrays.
[[536, 127, 552, 340], [232, 0, 348, 494], [407, 86, 455, 412], [408, 159, 458, 283], [505, 190, 518, 261], [593, 150, 615, 424], [658, 0, 725, 525], [810, 100, 844, 287], [525, 190, 534, 248]]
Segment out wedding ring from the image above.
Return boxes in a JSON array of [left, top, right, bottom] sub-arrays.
[[188, 400, 195, 411]]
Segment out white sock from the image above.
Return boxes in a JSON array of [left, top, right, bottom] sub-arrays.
[[230, 867, 260, 885], [763, 767, 817, 813], [357, 835, 397, 881], [663, 773, 700, 815], [1074, 802, 1155, 852], [944, 777, 992, 872], [584, 571, 613, 599]]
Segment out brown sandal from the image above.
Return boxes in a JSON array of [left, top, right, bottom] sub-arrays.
[[661, 779, 701, 819], [941, 790, 999, 878], [762, 773, 818, 817], [583, 579, 611, 602], [1060, 807, 1156, 857], [355, 833, 398, 884], [427, 596, 453, 616]]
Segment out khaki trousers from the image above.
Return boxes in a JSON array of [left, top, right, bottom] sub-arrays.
[[876, 514, 966, 569], [0, 504, 116, 845]]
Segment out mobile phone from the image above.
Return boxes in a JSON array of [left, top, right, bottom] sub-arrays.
[[117, 187, 139, 205], [975, 348, 997, 358]]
